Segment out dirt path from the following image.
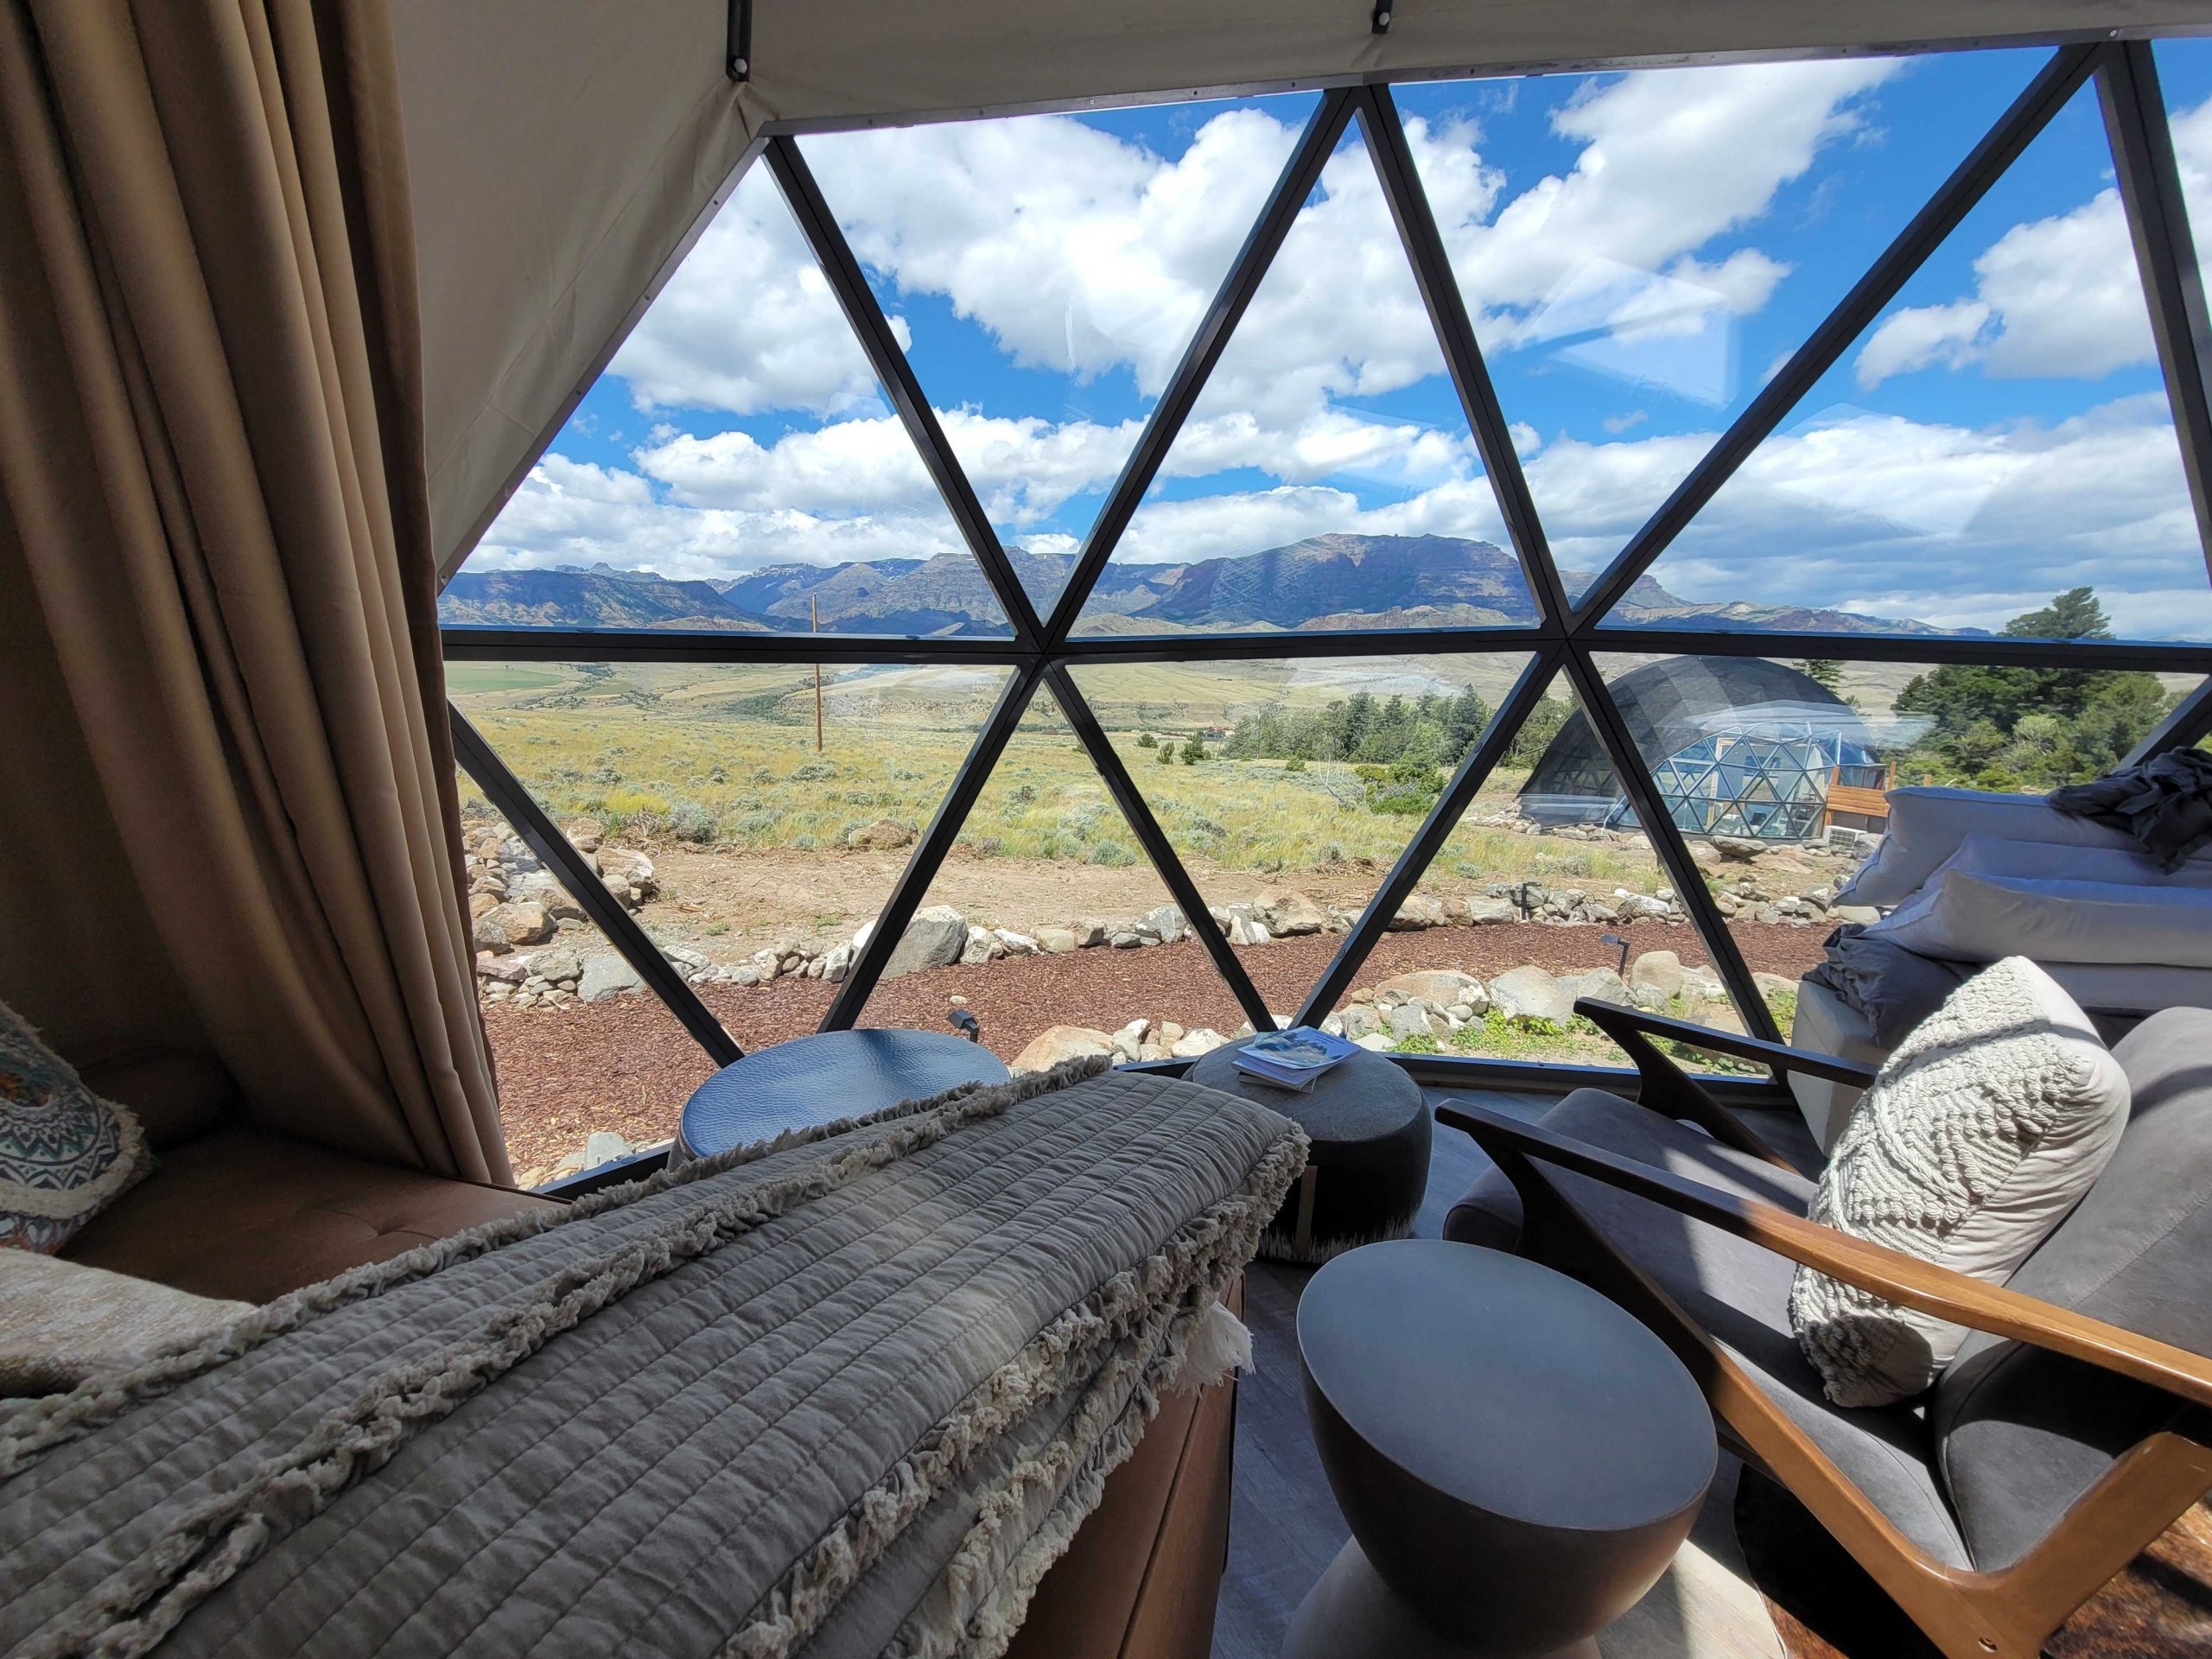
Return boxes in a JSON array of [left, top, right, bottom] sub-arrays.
[[491, 917, 1831, 1178]]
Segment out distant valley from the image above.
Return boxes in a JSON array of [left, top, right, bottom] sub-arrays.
[[438, 533, 1957, 639]]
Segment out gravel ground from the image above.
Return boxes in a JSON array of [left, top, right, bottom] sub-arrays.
[[491, 917, 1832, 1178]]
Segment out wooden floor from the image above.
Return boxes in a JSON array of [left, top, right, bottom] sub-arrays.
[[1209, 1086, 1788, 1659]]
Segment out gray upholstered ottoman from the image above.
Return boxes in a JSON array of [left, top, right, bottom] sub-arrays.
[[1188, 1039, 1429, 1262]]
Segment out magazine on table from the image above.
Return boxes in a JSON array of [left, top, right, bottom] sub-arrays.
[[1233, 1026, 1359, 1091]]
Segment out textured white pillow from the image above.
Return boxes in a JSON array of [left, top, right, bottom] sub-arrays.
[[1789, 957, 2129, 1408], [1833, 788, 2152, 908], [1866, 869, 2212, 969]]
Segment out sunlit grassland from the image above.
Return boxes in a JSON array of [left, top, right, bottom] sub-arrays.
[[446, 658, 1667, 893]]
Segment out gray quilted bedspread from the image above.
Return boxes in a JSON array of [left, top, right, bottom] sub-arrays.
[[0, 1061, 1303, 1659]]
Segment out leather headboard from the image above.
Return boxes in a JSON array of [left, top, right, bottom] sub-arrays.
[[77, 1051, 238, 1151]]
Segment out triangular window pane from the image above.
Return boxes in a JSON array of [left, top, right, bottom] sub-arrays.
[[1396, 50, 2049, 604], [855, 684, 1259, 1065], [2155, 40, 2212, 302], [1065, 652, 1535, 1007], [448, 654, 1009, 1063], [454, 791, 715, 1185], [1620, 79, 2212, 643], [1318, 668, 1761, 1066], [446, 165, 1012, 639], [1070, 128, 1534, 639], [799, 94, 1321, 620]]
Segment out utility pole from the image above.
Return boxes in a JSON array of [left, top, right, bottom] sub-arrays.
[[811, 594, 824, 753]]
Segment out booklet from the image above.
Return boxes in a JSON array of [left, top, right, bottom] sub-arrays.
[[1232, 1026, 1360, 1091]]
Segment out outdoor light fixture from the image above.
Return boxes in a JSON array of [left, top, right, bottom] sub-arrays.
[[1600, 932, 1630, 977]]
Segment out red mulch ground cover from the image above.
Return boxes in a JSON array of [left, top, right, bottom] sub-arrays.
[[491, 918, 1831, 1177]]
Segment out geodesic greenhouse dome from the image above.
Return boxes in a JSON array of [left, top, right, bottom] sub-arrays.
[[1520, 658, 1881, 842]]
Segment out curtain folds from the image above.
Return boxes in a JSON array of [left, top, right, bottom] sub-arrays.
[[0, 0, 510, 1181]]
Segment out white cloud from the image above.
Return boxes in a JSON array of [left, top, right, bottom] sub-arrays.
[[1651, 393, 2209, 635], [609, 168, 893, 416], [1856, 92, 2212, 387], [474, 453, 967, 580]]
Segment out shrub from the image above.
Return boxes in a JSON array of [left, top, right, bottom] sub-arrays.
[[1394, 1033, 1442, 1055], [592, 763, 621, 784], [1088, 839, 1138, 868], [1007, 783, 1038, 806], [733, 810, 782, 837], [1180, 733, 1208, 764], [1136, 732, 1158, 748], [791, 832, 817, 851], [667, 800, 718, 842], [1285, 754, 1307, 772], [1157, 744, 1175, 766], [789, 760, 837, 782]]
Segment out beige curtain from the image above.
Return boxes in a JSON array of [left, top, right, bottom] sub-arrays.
[[0, 0, 510, 1182]]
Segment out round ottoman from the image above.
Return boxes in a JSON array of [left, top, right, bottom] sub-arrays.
[[1286, 1240, 1716, 1658], [1186, 1041, 1428, 1262], [673, 1028, 1008, 1162]]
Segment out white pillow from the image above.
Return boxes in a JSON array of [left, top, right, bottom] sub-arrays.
[[0, 1252, 251, 1396], [1866, 869, 2212, 969], [1938, 831, 2212, 890], [1834, 788, 2155, 908], [1789, 957, 2129, 1408]]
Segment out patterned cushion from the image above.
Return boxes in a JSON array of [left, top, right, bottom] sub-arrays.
[[1789, 957, 2129, 1408], [0, 1001, 153, 1254]]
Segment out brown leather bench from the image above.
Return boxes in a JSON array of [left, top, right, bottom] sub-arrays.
[[56, 1050, 1236, 1658]]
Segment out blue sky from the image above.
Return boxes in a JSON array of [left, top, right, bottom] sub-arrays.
[[474, 42, 2212, 640]]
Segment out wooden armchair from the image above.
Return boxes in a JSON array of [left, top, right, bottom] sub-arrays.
[[1437, 999, 2212, 1659]]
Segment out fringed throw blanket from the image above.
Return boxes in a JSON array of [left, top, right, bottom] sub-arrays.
[[0, 1059, 1305, 1659]]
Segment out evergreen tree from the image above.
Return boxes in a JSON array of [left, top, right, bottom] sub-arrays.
[[1180, 732, 1207, 765], [1892, 588, 2172, 789]]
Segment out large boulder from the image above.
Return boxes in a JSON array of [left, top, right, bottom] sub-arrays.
[[1139, 905, 1186, 944], [525, 944, 585, 986], [1009, 1025, 1116, 1074], [1387, 1002, 1440, 1044], [1459, 896, 1520, 925], [1034, 925, 1081, 955], [1561, 966, 1630, 1007], [474, 901, 552, 950], [882, 905, 969, 978], [1490, 966, 1574, 1027], [577, 953, 645, 1002], [1252, 887, 1327, 936], [1627, 950, 1686, 1001], [1388, 893, 1449, 931], [1170, 1027, 1226, 1059], [1754, 970, 1799, 1001], [596, 848, 658, 907]]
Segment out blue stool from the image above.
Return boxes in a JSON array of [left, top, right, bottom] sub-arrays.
[[671, 1028, 1010, 1163]]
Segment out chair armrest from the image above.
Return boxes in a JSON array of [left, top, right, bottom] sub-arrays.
[[1437, 1099, 2212, 1414], [1575, 998, 1878, 1089], [1569, 999, 1836, 1173]]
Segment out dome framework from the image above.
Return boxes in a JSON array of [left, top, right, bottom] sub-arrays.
[[441, 42, 2212, 1082]]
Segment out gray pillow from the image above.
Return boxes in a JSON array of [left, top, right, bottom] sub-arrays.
[[1789, 957, 2129, 1408]]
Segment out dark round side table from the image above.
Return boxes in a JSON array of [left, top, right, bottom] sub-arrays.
[[671, 1028, 1009, 1163], [1186, 1040, 1428, 1262], [1287, 1240, 1716, 1658]]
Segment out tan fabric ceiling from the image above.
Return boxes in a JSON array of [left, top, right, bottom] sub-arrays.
[[392, 0, 2211, 578]]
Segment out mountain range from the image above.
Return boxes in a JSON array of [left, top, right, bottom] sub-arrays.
[[437, 533, 1959, 639]]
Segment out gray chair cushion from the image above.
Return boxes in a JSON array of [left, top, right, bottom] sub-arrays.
[[1444, 1089, 1968, 1567], [1934, 1007, 2212, 1571]]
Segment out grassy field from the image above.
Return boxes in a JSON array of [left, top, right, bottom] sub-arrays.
[[447, 658, 1669, 906]]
